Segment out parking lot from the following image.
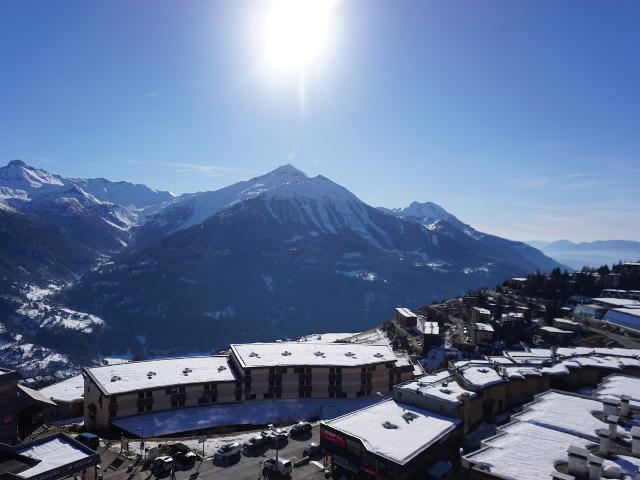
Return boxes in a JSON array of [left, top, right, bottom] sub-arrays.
[[97, 426, 328, 480]]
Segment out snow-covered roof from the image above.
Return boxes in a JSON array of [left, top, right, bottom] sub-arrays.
[[474, 323, 494, 332], [395, 307, 417, 318], [323, 399, 460, 465], [596, 375, 640, 408], [230, 342, 396, 369], [39, 375, 84, 402], [397, 372, 476, 404], [554, 318, 580, 326], [85, 355, 236, 395], [501, 365, 542, 380], [513, 390, 611, 441], [593, 298, 640, 308], [454, 361, 505, 388], [539, 326, 573, 334], [473, 307, 491, 315], [16, 435, 96, 478], [464, 420, 592, 480]]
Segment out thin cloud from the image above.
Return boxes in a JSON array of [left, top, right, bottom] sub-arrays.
[[565, 172, 585, 179], [286, 148, 298, 161], [124, 160, 256, 177], [138, 92, 159, 99]]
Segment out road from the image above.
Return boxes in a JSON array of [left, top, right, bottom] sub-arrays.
[[98, 427, 327, 480]]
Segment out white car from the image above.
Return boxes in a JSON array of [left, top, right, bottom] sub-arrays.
[[153, 456, 174, 472], [262, 457, 293, 476], [213, 442, 241, 460]]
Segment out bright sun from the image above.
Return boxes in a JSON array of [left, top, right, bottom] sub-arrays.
[[263, 0, 337, 72]]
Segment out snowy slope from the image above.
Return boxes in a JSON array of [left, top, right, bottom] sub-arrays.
[[135, 164, 310, 243], [0, 159, 173, 210]]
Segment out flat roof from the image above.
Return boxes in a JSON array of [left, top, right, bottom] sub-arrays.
[[473, 307, 491, 315], [323, 399, 460, 465], [554, 318, 580, 325], [593, 298, 640, 307], [596, 375, 640, 408], [464, 421, 592, 480], [39, 375, 84, 403], [539, 326, 572, 334], [13, 434, 98, 479], [85, 355, 236, 395], [513, 390, 612, 441], [474, 323, 494, 332], [230, 342, 396, 369], [397, 372, 477, 405], [417, 320, 439, 335], [395, 307, 417, 318], [454, 361, 505, 388]]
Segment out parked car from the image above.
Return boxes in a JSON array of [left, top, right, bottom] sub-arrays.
[[262, 457, 293, 476], [262, 429, 288, 448], [303, 442, 322, 458], [213, 442, 241, 461], [75, 432, 99, 451], [243, 435, 269, 452], [163, 443, 197, 467], [153, 456, 174, 473], [289, 421, 312, 436]]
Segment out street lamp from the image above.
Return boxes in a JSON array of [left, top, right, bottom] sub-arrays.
[[136, 427, 145, 461]]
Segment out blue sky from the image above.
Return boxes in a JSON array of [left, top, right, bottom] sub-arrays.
[[0, 1, 638, 242]]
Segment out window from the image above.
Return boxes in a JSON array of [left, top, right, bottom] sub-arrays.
[[179, 386, 186, 393], [138, 405, 145, 413], [166, 387, 177, 395], [138, 392, 144, 399], [145, 391, 152, 398]]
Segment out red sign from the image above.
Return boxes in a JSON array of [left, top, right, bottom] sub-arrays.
[[320, 429, 346, 448], [2, 415, 13, 425]]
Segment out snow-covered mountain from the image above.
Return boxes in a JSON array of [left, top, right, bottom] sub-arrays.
[[0, 159, 173, 210], [66, 165, 564, 353], [528, 239, 640, 270], [384, 201, 470, 233], [134, 164, 310, 244], [0, 160, 564, 374]]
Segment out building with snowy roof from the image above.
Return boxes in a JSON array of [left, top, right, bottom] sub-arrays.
[[38, 375, 84, 421], [320, 398, 461, 479], [463, 388, 640, 480], [83, 342, 417, 436], [0, 433, 101, 480], [230, 342, 413, 402], [472, 307, 491, 323], [472, 323, 494, 344], [394, 307, 418, 327], [83, 355, 240, 434]]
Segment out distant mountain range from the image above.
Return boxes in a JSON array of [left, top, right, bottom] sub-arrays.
[[527, 239, 640, 270], [0, 160, 564, 374]]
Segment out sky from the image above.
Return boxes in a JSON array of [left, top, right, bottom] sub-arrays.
[[0, 0, 638, 242]]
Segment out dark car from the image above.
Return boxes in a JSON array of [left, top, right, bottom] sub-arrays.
[[243, 435, 269, 452], [75, 432, 99, 451], [303, 442, 322, 458], [289, 421, 312, 437]]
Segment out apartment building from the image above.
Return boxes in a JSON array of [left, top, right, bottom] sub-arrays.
[[83, 356, 240, 434], [0, 368, 19, 444], [229, 342, 404, 401]]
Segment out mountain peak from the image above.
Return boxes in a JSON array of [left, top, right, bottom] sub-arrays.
[[268, 164, 308, 178], [7, 159, 27, 168]]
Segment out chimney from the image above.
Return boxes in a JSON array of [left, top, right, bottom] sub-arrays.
[[607, 414, 619, 438], [632, 426, 640, 457], [588, 454, 604, 480], [567, 445, 590, 477], [598, 430, 610, 456], [460, 392, 472, 435], [620, 395, 631, 417], [602, 397, 620, 417], [551, 345, 558, 361]]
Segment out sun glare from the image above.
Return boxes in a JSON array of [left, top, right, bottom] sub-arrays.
[[264, 0, 337, 72]]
